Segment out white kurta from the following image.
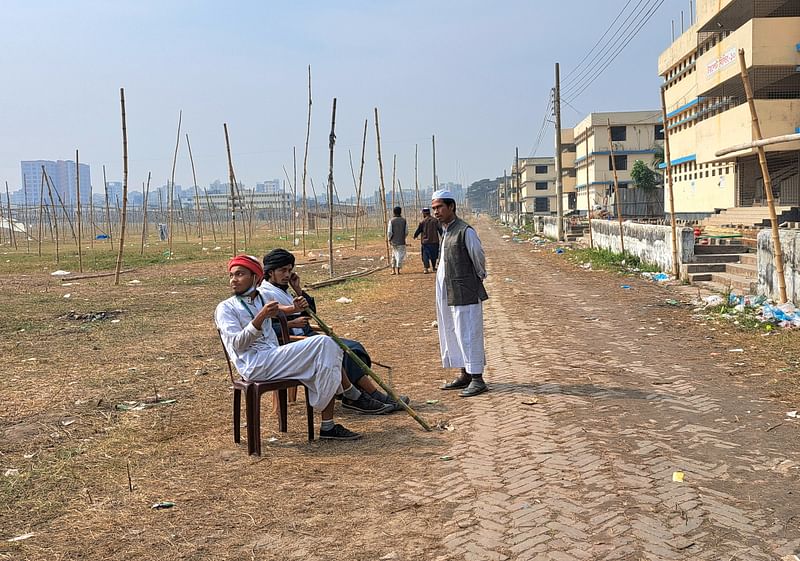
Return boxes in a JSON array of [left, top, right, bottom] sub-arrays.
[[214, 289, 343, 410], [260, 281, 305, 335], [435, 224, 487, 374]]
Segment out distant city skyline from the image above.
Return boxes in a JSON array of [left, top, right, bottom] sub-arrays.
[[0, 1, 674, 200]]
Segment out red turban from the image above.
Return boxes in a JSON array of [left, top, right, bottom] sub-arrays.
[[228, 255, 264, 284]]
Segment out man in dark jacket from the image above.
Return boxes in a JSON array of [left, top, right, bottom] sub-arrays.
[[413, 208, 442, 273]]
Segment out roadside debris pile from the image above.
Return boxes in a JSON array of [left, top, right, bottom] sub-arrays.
[[695, 293, 800, 329]]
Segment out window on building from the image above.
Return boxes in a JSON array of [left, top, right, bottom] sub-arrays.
[[535, 181, 548, 190], [534, 165, 548, 174], [654, 125, 665, 140], [610, 126, 627, 141], [609, 155, 628, 171], [534, 197, 549, 212]]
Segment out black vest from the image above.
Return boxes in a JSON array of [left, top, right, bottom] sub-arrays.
[[442, 217, 488, 306]]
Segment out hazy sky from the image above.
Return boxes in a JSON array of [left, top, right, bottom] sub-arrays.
[[0, 1, 675, 197]]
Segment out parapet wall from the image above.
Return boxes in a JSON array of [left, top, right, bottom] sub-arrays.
[[757, 230, 800, 305], [590, 220, 695, 273]]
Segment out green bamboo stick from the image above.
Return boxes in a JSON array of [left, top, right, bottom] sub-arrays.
[[301, 306, 432, 432]]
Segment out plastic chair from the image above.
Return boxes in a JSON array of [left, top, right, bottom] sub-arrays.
[[217, 312, 315, 456]]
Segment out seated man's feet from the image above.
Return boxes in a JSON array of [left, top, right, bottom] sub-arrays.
[[374, 391, 410, 412], [320, 423, 361, 440], [342, 393, 394, 414], [459, 379, 488, 397]]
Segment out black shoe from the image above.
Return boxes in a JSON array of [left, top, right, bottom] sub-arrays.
[[342, 393, 394, 414], [376, 392, 410, 412], [319, 423, 362, 440], [441, 376, 471, 390], [459, 380, 488, 397]]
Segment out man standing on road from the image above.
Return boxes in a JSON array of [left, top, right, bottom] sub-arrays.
[[431, 190, 489, 397], [413, 207, 442, 274], [387, 206, 408, 275]]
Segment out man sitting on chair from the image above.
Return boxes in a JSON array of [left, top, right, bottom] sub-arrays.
[[215, 255, 392, 441], [260, 248, 410, 413]]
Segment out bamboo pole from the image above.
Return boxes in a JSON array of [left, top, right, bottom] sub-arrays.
[[5, 181, 16, 250], [432, 135, 438, 191], [44, 167, 60, 262], [354, 119, 367, 250], [44, 171, 76, 243], [293, 146, 298, 247], [584, 128, 593, 248], [178, 194, 189, 242], [22, 174, 30, 253], [326, 98, 337, 278], [301, 65, 312, 256], [374, 108, 390, 261], [660, 86, 680, 278], [37, 172, 45, 256], [414, 143, 420, 213], [391, 154, 396, 209], [606, 119, 625, 255], [87, 174, 94, 250], [168, 110, 182, 258], [309, 178, 320, 236], [715, 133, 800, 157], [141, 172, 151, 255], [103, 165, 112, 247], [738, 48, 787, 303], [75, 150, 83, 271], [186, 133, 203, 244], [299, 304, 431, 432], [223, 123, 238, 255], [114, 87, 129, 286], [204, 188, 218, 243]]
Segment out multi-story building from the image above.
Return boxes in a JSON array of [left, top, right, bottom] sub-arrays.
[[658, 0, 800, 219], [256, 179, 282, 193], [20, 160, 91, 207], [560, 129, 578, 211], [573, 111, 664, 216], [518, 157, 557, 215]]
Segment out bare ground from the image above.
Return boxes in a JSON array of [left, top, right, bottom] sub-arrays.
[[1, 220, 798, 560]]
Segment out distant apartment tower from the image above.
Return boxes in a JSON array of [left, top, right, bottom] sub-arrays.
[[572, 111, 664, 216], [658, 0, 800, 219], [20, 160, 91, 206], [256, 179, 282, 193]]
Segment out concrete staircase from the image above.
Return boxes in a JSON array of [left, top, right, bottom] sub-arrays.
[[683, 242, 758, 294], [700, 206, 797, 230], [566, 223, 587, 242]]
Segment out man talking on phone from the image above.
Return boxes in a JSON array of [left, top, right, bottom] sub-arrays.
[[260, 248, 409, 413]]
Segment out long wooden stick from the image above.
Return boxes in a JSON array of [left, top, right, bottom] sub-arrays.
[[354, 119, 367, 250], [204, 188, 218, 244], [103, 165, 112, 247], [75, 150, 83, 271], [414, 144, 420, 213], [224, 123, 238, 255], [186, 133, 203, 244], [716, 133, 800, 157], [738, 49, 787, 303], [5, 181, 16, 250], [374, 108, 390, 261], [301, 65, 312, 256], [22, 173, 30, 253], [168, 110, 182, 258], [37, 172, 45, 256], [606, 119, 625, 255], [299, 305, 431, 431], [327, 98, 337, 278], [584, 128, 593, 248], [660, 87, 680, 278], [140, 172, 151, 255], [114, 87, 129, 286], [44, 167, 60, 262]]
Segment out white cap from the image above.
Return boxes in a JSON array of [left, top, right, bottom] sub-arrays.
[[431, 189, 454, 201]]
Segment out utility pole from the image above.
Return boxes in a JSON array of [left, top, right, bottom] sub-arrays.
[[554, 63, 564, 241]]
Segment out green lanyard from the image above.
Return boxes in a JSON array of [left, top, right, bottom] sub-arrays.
[[236, 292, 265, 321]]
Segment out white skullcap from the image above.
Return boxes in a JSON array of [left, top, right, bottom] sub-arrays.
[[431, 189, 454, 201]]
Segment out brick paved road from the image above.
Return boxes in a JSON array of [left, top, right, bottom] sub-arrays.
[[404, 219, 800, 561]]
